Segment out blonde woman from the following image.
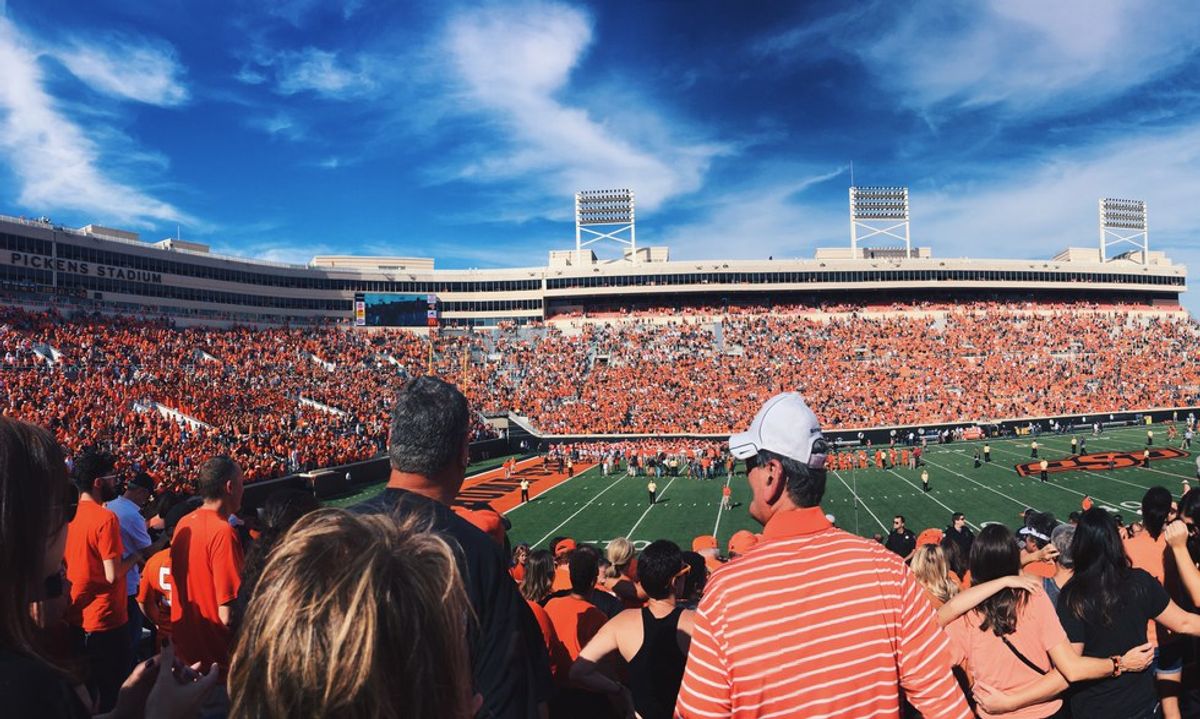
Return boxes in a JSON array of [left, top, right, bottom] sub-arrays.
[[911, 544, 960, 609], [229, 510, 476, 719], [603, 537, 646, 609]]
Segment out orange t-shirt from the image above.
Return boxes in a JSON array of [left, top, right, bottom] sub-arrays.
[[137, 548, 173, 640], [551, 564, 572, 593], [1125, 532, 1170, 645], [65, 500, 128, 632], [946, 588, 1068, 719], [526, 599, 571, 681], [543, 595, 608, 680], [510, 563, 526, 583], [170, 508, 243, 669], [1022, 561, 1055, 578]]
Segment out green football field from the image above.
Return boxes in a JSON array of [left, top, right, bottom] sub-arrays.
[[504, 425, 1197, 552]]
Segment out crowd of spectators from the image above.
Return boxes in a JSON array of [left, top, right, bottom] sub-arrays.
[[1, 301, 1197, 493], [10, 369, 1200, 717]]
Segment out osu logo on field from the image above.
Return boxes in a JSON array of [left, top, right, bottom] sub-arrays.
[[1014, 448, 1188, 477]]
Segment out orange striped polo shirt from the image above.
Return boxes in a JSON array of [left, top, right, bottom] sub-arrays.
[[676, 506, 971, 719]]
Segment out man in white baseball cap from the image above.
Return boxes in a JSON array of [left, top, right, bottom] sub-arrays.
[[727, 392, 828, 525], [677, 392, 970, 719]]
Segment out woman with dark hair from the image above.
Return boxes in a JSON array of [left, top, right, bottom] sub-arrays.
[[516, 550, 569, 681], [231, 489, 319, 629], [0, 416, 216, 718], [948, 523, 1154, 719], [1165, 489, 1200, 604], [986, 508, 1200, 719], [571, 540, 695, 719], [520, 549, 556, 606]]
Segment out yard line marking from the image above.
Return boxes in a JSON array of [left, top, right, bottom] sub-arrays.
[[628, 476, 679, 540], [712, 475, 733, 538], [963, 445, 1125, 508], [912, 458, 1036, 512], [505, 465, 599, 516], [530, 472, 629, 548], [882, 469, 980, 530], [832, 470, 889, 532]]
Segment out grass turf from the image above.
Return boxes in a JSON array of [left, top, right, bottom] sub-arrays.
[[505, 425, 1197, 552]]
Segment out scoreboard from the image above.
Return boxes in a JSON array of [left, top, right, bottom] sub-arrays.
[[356, 293, 439, 327]]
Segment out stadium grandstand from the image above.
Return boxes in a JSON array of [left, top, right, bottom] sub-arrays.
[[10, 188, 1200, 719]]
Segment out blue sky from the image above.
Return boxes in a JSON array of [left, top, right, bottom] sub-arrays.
[[1, 0, 1199, 311]]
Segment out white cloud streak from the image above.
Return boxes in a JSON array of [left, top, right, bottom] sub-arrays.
[[55, 33, 189, 106], [440, 2, 728, 212], [272, 48, 377, 98], [0, 17, 187, 225], [767, 0, 1200, 119]]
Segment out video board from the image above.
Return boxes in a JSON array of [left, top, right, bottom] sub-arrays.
[[356, 293, 439, 327]]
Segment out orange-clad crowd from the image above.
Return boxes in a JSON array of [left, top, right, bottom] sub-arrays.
[[2, 301, 1197, 490]]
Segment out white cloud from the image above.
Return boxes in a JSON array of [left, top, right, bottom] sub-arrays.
[[658, 166, 849, 259], [0, 17, 187, 226], [273, 48, 376, 98], [768, 0, 1200, 119], [914, 126, 1200, 259], [55, 34, 188, 106], [247, 111, 306, 141], [235, 66, 267, 85], [439, 2, 728, 212], [660, 128, 1200, 314], [266, 0, 364, 26]]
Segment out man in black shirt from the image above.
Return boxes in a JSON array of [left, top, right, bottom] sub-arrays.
[[884, 515, 916, 559], [944, 512, 974, 558], [355, 377, 551, 719]]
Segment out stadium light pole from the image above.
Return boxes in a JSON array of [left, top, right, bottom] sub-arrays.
[[576, 189, 637, 262], [850, 186, 911, 258], [1098, 198, 1149, 264]]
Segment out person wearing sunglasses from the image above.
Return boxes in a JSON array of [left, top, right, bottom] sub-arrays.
[[64, 451, 162, 712], [677, 392, 971, 719], [570, 540, 695, 719], [0, 417, 216, 718]]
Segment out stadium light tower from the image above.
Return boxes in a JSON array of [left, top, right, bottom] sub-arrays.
[[1099, 198, 1149, 264], [850, 186, 910, 258], [576, 189, 637, 262]]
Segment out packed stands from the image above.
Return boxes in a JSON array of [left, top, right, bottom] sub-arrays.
[[1, 301, 1198, 487]]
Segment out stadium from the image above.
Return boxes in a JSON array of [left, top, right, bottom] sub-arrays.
[[9, 184, 1200, 719]]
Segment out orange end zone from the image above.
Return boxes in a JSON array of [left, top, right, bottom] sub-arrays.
[[454, 457, 595, 513]]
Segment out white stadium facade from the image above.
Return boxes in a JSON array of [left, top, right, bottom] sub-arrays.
[[0, 190, 1185, 326]]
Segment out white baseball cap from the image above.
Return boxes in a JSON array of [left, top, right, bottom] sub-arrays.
[[729, 392, 827, 468]]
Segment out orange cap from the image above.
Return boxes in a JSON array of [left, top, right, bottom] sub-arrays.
[[728, 530, 759, 556], [1081, 496, 1094, 511], [916, 528, 943, 547], [554, 538, 577, 556], [692, 535, 718, 552]]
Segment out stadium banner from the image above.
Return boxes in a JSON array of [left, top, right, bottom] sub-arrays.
[[354, 299, 366, 326], [1014, 447, 1188, 476], [4, 250, 164, 283]]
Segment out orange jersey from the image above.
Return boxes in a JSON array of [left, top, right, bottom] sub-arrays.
[[64, 500, 128, 632], [170, 508, 243, 669], [137, 548, 173, 640]]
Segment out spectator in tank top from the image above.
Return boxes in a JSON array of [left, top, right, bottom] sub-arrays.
[[570, 540, 695, 719]]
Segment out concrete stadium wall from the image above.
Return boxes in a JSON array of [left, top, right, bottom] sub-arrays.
[[518, 406, 1200, 451], [240, 437, 514, 512]]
